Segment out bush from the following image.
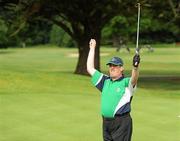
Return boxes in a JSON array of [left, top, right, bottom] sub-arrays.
[[0, 18, 8, 48], [50, 25, 75, 47]]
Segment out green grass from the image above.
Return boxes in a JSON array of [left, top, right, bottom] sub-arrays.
[[0, 46, 180, 141]]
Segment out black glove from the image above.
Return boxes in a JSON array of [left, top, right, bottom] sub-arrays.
[[133, 54, 140, 67]]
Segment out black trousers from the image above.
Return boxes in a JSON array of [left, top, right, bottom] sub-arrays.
[[102, 113, 132, 141]]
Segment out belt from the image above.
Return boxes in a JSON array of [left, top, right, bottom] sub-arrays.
[[115, 112, 129, 117], [103, 112, 130, 121]]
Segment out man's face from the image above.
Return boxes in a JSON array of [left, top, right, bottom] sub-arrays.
[[108, 64, 124, 80]]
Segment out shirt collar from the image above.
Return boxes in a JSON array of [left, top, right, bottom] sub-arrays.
[[110, 75, 124, 81]]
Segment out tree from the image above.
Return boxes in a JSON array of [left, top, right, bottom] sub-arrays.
[[1, 0, 179, 74], [0, 0, 137, 75], [0, 1, 52, 47]]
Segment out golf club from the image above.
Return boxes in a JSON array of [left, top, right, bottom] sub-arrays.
[[134, 3, 141, 67]]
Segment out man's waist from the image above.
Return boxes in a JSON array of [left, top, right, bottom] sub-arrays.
[[102, 112, 130, 121]]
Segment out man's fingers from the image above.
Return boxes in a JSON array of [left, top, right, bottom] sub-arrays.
[[89, 39, 96, 48]]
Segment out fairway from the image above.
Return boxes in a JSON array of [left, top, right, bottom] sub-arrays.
[[0, 46, 180, 141]]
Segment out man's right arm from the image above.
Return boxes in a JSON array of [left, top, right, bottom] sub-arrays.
[[87, 39, 96, 76]]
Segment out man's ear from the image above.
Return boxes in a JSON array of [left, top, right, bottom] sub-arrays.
[[120, 66, 124, 71]]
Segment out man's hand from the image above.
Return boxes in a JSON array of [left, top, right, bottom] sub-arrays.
[[89, 39, 96, 49], [133, 54, 140, 67], [131, 54, 140, 86]]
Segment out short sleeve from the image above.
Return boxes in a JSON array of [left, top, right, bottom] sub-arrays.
[[91, 70, 103, 85], [128, 77, 137, 95], [124, 77, 130, 87], [91, 70, 109, 91]]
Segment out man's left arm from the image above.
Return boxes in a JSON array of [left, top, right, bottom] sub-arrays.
[[131, 54, 140, 87]]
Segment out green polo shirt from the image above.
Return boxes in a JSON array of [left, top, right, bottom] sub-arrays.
[[91, 70, 135, 118]]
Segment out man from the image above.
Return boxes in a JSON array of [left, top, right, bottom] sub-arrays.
[[87, 39, 140, 141]]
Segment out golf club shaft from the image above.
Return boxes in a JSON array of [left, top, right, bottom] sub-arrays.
[[136, 3, 141, 55]]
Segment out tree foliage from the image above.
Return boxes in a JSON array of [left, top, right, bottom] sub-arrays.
[[50, 24, 75, 47], [102, 0, 180, 44]]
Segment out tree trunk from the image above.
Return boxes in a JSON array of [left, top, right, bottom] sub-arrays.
[[74, 33, 101, 75]]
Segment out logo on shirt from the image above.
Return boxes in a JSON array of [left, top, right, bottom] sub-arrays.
[[116, 87, 121, 92]]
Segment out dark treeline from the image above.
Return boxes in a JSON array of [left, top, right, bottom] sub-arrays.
[[0, 1, 179, 48], [0, 14, 179, 48]]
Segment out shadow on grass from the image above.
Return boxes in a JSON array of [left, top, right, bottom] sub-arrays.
[[0, 50, 16, 54], [138, 76, 180, 90], [58, 71, 180, 91]]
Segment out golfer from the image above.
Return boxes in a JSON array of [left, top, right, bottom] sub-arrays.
[[87, 39, 140, 141]]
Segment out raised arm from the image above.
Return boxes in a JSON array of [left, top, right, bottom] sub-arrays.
[[131, 54, 140, 86], [87, 39, 96, 76]]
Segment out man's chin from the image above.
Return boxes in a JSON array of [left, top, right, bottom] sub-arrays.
[[110, 75, 115, 78]]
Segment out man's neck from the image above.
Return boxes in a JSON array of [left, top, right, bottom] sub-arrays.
[[111, 75, 124, 81]]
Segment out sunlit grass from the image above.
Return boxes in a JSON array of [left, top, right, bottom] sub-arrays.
[[0, 46, 180, 141]]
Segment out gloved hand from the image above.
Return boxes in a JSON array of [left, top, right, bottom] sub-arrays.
[[133, 54, 140, 67]]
